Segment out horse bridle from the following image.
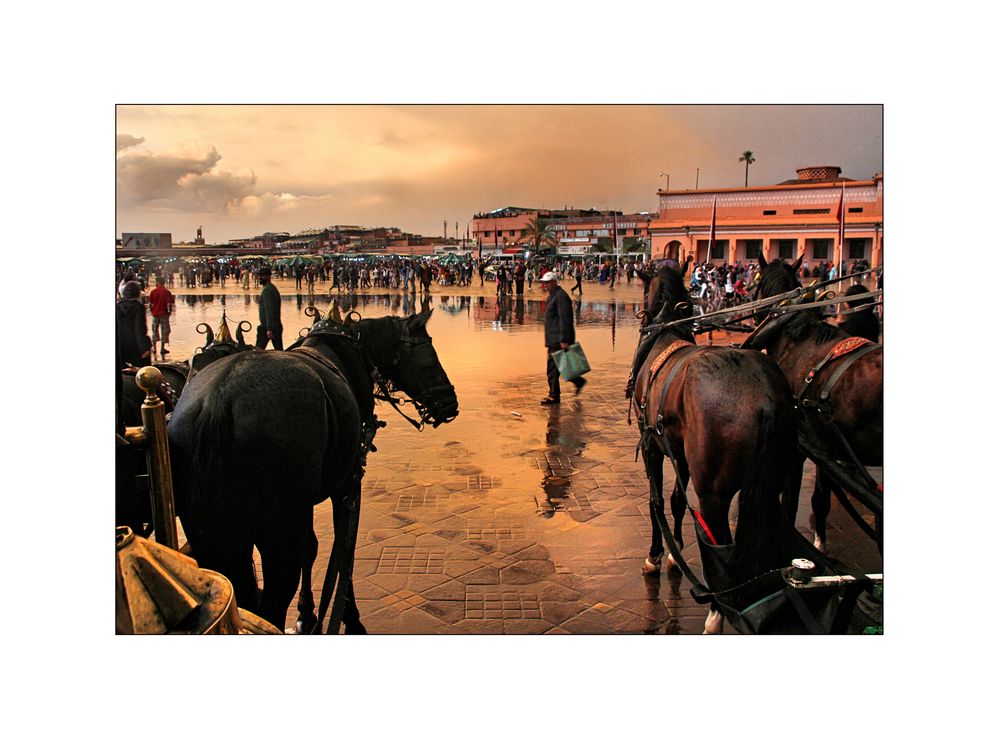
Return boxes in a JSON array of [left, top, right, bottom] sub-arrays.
[[373, 319, 458, 430]]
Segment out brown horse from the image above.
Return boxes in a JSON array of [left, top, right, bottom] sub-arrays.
[[746, 255, 883, 552], [631, 267, 802, 633]]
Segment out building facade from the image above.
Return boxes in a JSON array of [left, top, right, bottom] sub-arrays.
[[471, 206, 650, 257], [121, 233, 172, 249], [649, 166, 883, 268]]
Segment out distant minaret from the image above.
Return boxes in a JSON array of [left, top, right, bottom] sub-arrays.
[[195, 225, 204, 245], [444, 220, 448, 239]]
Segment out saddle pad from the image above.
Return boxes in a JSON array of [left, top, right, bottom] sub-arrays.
[[638, 340, 694, 405], [829, 336, 873, 361]]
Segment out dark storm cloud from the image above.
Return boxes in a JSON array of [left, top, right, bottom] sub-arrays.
[[116, 134, 145, 152], [116, 145, 258, 214]]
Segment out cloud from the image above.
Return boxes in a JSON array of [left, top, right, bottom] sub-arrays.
[[116, 134, 145, 152], [117, 144, 258, 214]]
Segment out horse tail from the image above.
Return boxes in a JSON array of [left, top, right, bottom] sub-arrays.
[[185, 392, 235, 541], [733, 409, 793, 583]]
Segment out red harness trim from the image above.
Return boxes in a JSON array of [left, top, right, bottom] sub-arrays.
[[829, 335, 873, 361], [693, 509, 719, 546], [637, 340, 694, 405]]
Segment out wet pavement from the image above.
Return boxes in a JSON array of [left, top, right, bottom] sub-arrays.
[[152, 275, 882, 634]]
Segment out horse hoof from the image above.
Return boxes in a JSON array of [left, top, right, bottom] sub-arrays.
[[664, 553, 679, 572], [703, 609, 724, 635], [812, 536, 827, 553], [641, 556, 662, 575], [296, 616, 318, 635], [345, 621, 367, 635]]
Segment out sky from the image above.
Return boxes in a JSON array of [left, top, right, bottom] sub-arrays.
[[115, 104, 882, 244]]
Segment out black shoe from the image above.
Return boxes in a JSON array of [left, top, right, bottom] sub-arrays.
[[540, 396, 560, 405], [574, 377, 587, 395]]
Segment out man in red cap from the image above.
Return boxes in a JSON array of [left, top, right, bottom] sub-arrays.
[[539, 270, 584, 404]]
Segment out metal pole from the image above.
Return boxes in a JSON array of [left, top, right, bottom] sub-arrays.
[[136, 366, 178, 550]]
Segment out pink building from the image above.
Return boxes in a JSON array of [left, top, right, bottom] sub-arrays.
[[649, 166, 883, 268]]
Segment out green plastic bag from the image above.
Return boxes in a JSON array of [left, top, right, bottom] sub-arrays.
[[552, 342, 591, 381]]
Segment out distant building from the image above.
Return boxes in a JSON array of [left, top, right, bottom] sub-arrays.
[[649, 166, 883, 268], [120, 233, 172, 249], [471, 207, 646, 257]]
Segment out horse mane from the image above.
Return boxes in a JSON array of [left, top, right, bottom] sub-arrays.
[[783, 311, 841, 344]]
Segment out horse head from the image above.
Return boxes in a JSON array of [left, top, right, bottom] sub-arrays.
[[648, 267, 694, 327], [361, 311, 459, 429]]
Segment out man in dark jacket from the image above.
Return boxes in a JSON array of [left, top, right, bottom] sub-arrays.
[[116, 280, 151, 368], [540, 271, 585, 404], [256, 266, 283, 349]]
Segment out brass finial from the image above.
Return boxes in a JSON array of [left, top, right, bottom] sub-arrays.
[[215, 310, 235, 344], [136, 366, 163, 403], [325, 302, 343, 323]]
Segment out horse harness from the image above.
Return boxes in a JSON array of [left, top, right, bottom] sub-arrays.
[[291, 342, 378, 634], [790, 335, 884, 541]]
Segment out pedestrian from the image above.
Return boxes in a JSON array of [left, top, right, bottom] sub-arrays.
[[570, 263, 583, 296], [539, 271, 584, 404], [255, 266, 283, 350], [148, 274, 175, 360], [116, 280, 151, 369]]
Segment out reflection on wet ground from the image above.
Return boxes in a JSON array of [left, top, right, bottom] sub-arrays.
[[160, 279, 881, 634]]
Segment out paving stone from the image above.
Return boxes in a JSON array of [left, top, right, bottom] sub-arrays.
[[500, 560, 556, 584], [456, 563, 502, 585]]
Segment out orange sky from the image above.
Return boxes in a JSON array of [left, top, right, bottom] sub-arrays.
[[116, 104, 882, 243]]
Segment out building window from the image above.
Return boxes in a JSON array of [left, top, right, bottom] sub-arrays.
[[763, 210, 777, 216], [710, 240, 728, 260], [793, 208, 831, 215], [812, 239, 831, 260], [848, 239, 867, 259], [777, 239, 796, 259], [743, 240, 762, 259], [848, 207, 864, 213]]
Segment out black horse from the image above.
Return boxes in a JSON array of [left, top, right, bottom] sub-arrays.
[[746, 255, 883, 552], [630, 267, 802, 633], [167, 306, 459, 633]]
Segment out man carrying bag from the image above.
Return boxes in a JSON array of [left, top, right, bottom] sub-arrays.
[[539, 271, 587, 404]]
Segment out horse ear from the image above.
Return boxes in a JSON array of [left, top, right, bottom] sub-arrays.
[[638, 271, 652, 286], [792, 254, 803, 273], [680, 257, 690, 277], [411, 308, 433, 329], [758, 254, 768, 270]]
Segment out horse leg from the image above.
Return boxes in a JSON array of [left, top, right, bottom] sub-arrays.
[[342, 580, 367, 635], [256, 508, 312, 632], [295, 527, 319, 634], [199, 537, 259, 617], [782, 454, 804, 526], [696, 489, 734, 635], [641, 445, 666, 575], [665, 456, 690, 573], [811, 470, 832, 553]]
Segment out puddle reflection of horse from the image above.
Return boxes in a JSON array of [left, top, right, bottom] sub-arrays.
[[747, 255, 883, 552], [631, 267, 802, 634], [168, 306, 459, 633]]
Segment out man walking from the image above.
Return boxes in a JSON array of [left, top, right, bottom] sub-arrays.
[[148, 274, 175, 360], [539, 271, 585, 404], [255, 266, 283, 350]]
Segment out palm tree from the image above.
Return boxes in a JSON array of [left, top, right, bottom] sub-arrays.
[[739, 150, 756, 187], [517, 216, 559, 253]]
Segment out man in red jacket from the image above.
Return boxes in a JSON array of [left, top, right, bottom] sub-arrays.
[[148, 274, 175, 359]]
